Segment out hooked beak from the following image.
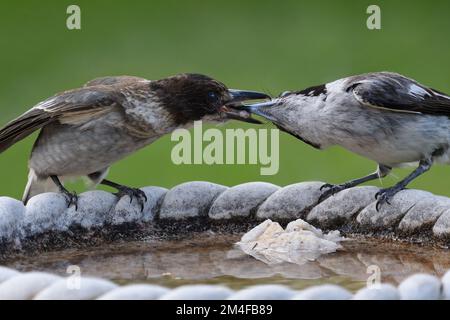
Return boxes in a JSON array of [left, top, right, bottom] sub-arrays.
[[221, 89, 271, 124], [228, 89, 271, 103], [235, 100, 279, 122]]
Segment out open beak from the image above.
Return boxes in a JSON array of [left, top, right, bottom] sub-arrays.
[[221, 89, 271, 124], [238, 100, 278, 122]]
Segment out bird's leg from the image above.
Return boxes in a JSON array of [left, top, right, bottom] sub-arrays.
[[99, 179, 147, 212], [319, 164, 391, 202], [375, 159, 432, 211], [50, 175, 78, 210]]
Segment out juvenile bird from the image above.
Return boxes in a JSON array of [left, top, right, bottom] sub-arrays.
[[243, 72, 450, 209], [0, 73, 269, 209]]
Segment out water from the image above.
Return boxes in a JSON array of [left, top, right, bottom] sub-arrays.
[[4, 233, 450, 292]]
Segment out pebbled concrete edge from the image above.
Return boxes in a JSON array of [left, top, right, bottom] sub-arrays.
[[0, 266, 449, 300], [1, 181, 450, 254]]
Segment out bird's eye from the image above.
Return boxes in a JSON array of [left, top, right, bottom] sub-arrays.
[[208, 92, 218, 101]]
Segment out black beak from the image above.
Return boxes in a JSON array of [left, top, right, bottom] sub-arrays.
[[222, 89, 271, 124], [228, 89, 271, 103]]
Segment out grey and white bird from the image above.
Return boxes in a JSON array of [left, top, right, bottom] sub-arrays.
[[0, 73, 269, 209], [242, 72, 450, 209]]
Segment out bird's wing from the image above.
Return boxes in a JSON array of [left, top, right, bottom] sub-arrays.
[[84, 75, 148, 87], [349, 72, 450, 115], [0, 86, 123, 153]]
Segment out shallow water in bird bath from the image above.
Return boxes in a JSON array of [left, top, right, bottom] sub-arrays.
[[4, 234, 450, 292]]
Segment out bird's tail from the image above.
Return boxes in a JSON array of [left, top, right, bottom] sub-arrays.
[[0, 108, 52, 154], [22, 169, 58, 204]]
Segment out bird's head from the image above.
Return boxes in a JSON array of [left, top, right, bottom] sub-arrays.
[[150, 73, 270, 124]]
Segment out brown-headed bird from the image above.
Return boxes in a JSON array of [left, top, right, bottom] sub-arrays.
[[0, 73, 269, 209]]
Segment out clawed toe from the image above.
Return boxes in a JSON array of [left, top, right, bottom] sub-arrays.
[[62, 191, 78, 210], [374, 188, 401, 211], [318, 184, 346, 202], [116, 187, 147, 212]]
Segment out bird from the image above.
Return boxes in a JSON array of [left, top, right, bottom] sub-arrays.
[[0, 73, 269, 210], [241, 72, 450, 210]]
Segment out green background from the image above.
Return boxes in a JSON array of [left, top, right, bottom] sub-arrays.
[[1, 0, 450, 199]]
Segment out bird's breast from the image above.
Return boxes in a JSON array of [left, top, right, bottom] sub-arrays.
[[29, 111, 158, 176], [327, 108, 450, 166], [267, 95, 450, 167]]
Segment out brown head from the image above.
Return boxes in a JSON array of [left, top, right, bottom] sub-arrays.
[[150, 73, 270, 124]]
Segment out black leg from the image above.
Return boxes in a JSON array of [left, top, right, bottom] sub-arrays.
[[99, 179, 147, 212], [50, 175, 78, 210], [375, 159, 432, 211], [319, 164, 391, 202]]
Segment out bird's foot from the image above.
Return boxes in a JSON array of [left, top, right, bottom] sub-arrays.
[[375, 186, 404, 211], [319, 183, 349, 202], [115, 186, 147, 212], [61, 190, 78, 210]]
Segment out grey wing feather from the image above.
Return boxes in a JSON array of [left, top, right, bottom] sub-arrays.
[[0, 108, 53, 153], [0, 86, 122, 153], [349, 72, 450, 115], [84, 75, 148, 87]]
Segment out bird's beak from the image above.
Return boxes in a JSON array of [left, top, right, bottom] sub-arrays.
[[221, 89, 271, 124], [236, 100, 279, 122], [228, 89, 271, 103]]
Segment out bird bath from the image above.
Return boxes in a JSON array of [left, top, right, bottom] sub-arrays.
[[1, 181, 450, 298], [2, 232, 449, 292]]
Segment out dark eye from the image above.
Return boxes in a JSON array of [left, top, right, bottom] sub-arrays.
[[208, 92, 218, 101]]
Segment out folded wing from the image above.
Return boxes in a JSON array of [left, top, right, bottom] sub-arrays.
[[349, 72, 450, 115], [0, 86, 123, 153]]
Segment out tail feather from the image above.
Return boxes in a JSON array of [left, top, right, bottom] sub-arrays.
[[22, 170, 59, 204], [0, 108, 51, 154]]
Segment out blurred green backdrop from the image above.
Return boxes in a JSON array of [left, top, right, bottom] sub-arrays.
[[1, 0, 450, 199]]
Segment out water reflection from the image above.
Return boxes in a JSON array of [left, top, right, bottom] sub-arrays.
[[4, 234, 450, 291]]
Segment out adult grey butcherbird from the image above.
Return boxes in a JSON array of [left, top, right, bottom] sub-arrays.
[[0, 73, 269, 209], [242, 72, 450, 210]]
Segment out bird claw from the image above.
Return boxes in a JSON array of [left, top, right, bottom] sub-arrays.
[[116, 187, 147, 212], [318, 183, 346, 202], [374, 187, 400, 211], [62, 190, 78, 211]]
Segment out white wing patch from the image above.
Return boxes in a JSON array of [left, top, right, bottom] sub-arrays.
[[325, 79, 346, 94], [408, 84, 430, 99]]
